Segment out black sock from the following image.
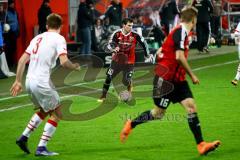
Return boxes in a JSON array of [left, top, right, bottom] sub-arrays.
[[102, 77, 111, 96], [188, 113, 203, 144], [131, 110, 155, 128]]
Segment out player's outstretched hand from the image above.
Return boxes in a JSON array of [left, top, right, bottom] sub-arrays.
[[10, 81, 22, 96], [144, 54, 155, 64], [113, 47, 120, 53], [191, 74, 200, 84]]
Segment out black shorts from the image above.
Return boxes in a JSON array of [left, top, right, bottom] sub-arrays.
[[106, 61, 134, 85], [153, 76, 193, 109]]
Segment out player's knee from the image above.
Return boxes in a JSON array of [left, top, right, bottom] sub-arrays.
[[122, 78, 131, 86], [186, 103, 197, 113], [51, 106, 63, 121], [122, 71, 133, 86], [151, 107, 166, 119], [39, 109, 48, 118]]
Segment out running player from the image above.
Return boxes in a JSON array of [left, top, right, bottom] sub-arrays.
[[11, 13, 80, 156], [120, 6, 221, 155]]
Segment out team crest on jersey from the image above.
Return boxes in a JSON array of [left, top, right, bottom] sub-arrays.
[[129, 36, 134, 42]]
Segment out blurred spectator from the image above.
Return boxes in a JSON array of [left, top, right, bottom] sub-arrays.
[[100, 0, 122, 28], [38, 0, 52, 34], [0, 3, 5, 22], [150, 10, 161, 27], [4, 0, 19, 67], [77, 0, 94, 54], [160, 0, 179, 35], [92, 18, 104, 51], [149, 10, 165, 48], [211, 0, 222, 47], [77, 0, 95, 55], [0, 17, 7, 79], [192, 0, 213, 53]]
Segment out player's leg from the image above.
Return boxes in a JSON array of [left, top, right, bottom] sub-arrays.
[[120, 106, 166, 143], [231, 44, 240, 85], [120, 76, 171, 142], [180, 98, 220, 155], [16, 79, 48, 154], [98, 70, 113, 102], [98, 62, 120, 102], [32, 84, 61, 156], [122, 64, 134, 93], [231, 63, 240, 85], [181, 98, 203, 144], [35, 107, 61, 156], [16, 109, 47, 154]]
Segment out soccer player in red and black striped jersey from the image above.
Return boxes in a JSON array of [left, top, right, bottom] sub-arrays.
[[98, 18, 153, 102], [120, 6, 221, 155]]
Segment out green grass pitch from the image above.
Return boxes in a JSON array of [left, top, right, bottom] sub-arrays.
[[0, 52, 240, 160]]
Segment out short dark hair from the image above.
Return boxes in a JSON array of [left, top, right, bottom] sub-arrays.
[[46, 13, 62, 29], [180, 6, 198, 23], [122, 18, 133, 25]]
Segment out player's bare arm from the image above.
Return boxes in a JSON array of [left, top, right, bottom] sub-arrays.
[[59, 54, 80, 70], [10, 52, 30, 96], [176, 50, 199, 84]]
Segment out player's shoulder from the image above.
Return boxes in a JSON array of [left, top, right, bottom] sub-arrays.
[[112, 28, 122, 35], [171, 25, 188, 40], [47, 32, 66, 42], [131, 30, 141, 37], [56, 33, 66, 41], [174, 25, 187, 35], [29, 34, 42, 44]]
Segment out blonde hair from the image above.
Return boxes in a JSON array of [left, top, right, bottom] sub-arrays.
[[46, 13, 62, 29]]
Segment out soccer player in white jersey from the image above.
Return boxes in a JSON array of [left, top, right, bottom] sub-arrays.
[[231, 22, 240, 86], [10, 13, 80, 156]]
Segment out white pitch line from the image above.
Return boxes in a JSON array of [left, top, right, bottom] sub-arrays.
[[0, 60, 238, 113], [0, 103, 32, 112], [192, 60, 238, 71], [0, 78, 104, 102], [0, 92, 100, 113]]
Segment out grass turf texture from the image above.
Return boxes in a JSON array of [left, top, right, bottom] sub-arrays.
[[0, 52, 240, 160]]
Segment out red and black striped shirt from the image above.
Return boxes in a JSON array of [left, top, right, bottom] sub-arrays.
[[107, 29, 149, 64], [155, 24, 190, 82]]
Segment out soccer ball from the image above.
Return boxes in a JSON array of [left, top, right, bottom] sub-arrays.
[[119, 90, 132, 102]]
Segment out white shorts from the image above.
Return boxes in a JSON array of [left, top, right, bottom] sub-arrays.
[[25, 78, 60, 112]]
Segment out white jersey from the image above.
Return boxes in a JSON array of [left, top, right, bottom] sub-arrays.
[[25, 32, 67, 83], [235, 22, 240, 36]]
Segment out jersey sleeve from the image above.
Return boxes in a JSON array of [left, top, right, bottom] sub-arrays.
[[135, 32, 150, 57], [107, 30, 119, 52], [172, 28, 187, 51], [56, 36, 68, 57]]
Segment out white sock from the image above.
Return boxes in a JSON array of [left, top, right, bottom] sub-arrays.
[[38, 120, 58, 147], [235, 63, 240, 81], [22, 112, 44, 138], [238, 44, 240, 60]]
